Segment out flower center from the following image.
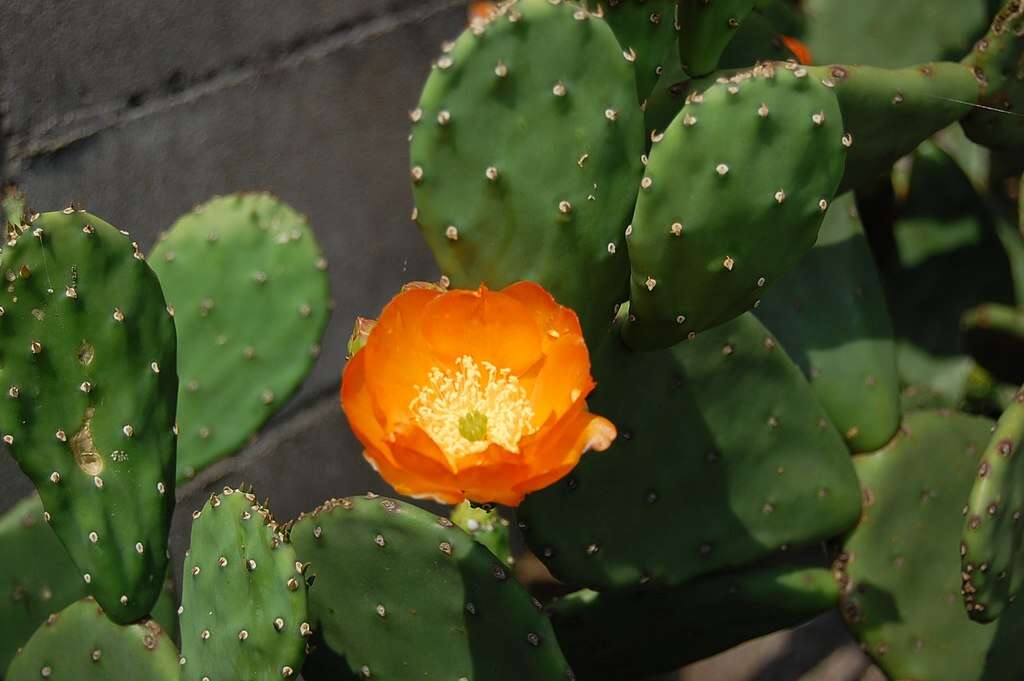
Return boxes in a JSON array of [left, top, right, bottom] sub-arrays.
[[411, 355, 536, 460]]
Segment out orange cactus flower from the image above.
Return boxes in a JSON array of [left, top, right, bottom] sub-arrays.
[[468, 1, 499, 23], [341, 281, 616, 506], [781, 35, 813, 65]]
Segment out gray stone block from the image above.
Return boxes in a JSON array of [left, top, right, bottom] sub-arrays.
[[0, 0, 430, 138]]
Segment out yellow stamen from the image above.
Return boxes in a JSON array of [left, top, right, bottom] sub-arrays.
[[411, 355, 536, 461]]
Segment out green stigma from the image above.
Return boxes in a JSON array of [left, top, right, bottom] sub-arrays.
[[458, 410, 489, 442]]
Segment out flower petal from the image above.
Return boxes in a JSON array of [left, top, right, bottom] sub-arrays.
[[363, 287, 444, 428], [526, 335, 596, 427], [420, 286, 543, 375]]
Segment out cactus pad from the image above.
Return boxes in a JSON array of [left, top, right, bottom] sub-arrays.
[[0, 209, 178, 623], [149, 194, 330, 481], [518, 312, 861, 589], [756, 193, 901, 453], [551, 563, 837, 681], [962, 303, 1024, 385], [623, 62, 846, 349], [2, 186, 26, 233], [179, 487, 309, 681], [805, 62, 979, 192], [961, 0, 1024, 151], [676, 0, 756, 77], [837, 409, 1024, 681], [290, 494, 573, 681], [962, 388, 1024, 621], [409, 0, 645, 340], [585, 0, 679, 104], [6, 597, 179, 681], [0, 496, 87, 674], [450, 501, 515, 566]]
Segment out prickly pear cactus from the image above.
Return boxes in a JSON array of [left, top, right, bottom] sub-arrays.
[[806, 62, 979, 192], [5, 597, 179, 681], [962, 388, 1024, 621], [551, 563, 838, 681], [803, 0, 991, 69], [179, 487, 309, 681], [409, 0, 645, 340], [676, 0, 756, 77], [450, 501, 514, 566], [1, 187, 26, 233], [623, 61, 846, 349], [718, 10, 799, 70], [584, 0, 679, 104], [962, 0, 1024, 151], [962, 303, 1024, 384], [837, 410, 1024, 681], [290, 494, 573, 681], [0, 209, 178, 623], [518, 312, 861, 589], [756, 193, 901, 453], [888, 142, 1015, 402], [0, 496, 86, 674], [149, 193, 330, 480]]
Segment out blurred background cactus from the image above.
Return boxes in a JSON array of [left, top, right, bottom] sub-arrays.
[[2, 0, 1024, 679]]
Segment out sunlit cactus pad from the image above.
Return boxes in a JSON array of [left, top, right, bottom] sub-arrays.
[[5, 597, 179, 681], [179, 487, 309, 681], [756, 193, 901, 453], [0, 209, 178, 623], [518, 312, 861, 589], [410, 0, 644, 339], [550, 563, 837, 681], [0, 496, 86, 674], [962, 388, 1024, 621], [290, 494, 573, 681], [838, 410, 1024, 681], [623, 61, 845, 348], [149, 193, 330, 480]]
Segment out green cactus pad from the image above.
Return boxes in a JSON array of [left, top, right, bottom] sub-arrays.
[[962, 304, 1024, 385], [2, 186, 26, 233], [518, 312, 861, 589], [551, 563, 837, 681], [149, 569, 178, 645], [962, 388, 1024, 621], [961, 0, 1024, 151], [838, 409, 1024, 681], [804, 62, 979, 192], [0, 496, 87, 674], [677, 0, 755, 77], [585, 0, 679, 105], [803, 0, 990, 69], [179, 487, 309, 681], [450, 501, 515, 566], [6, 597, 179, 681], [623, 62, 846, 349], [718, 10, 799, 70], [756, 193, 900, 453], [644, 13, 798, 138], [409, 0, 644, 340], [0, 209, 178, 623], [290, 494, 573, 681], [149, 194, 330, 481]]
